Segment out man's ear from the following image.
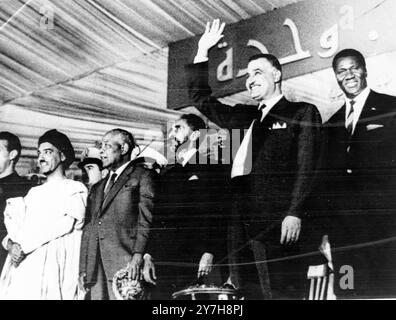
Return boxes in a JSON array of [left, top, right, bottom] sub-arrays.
[[190, 130, 201, 142], [272, 69, 282, 83], [120, 143, 130, 155], [9, 149, 18, 162], [101, 169, 109, 179], [130, 146, 140, 160], [60, 152, 66, 162]]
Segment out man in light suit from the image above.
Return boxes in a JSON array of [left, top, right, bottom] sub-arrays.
[[79, 128, 155, 300], [323, 49, 396, 298], [186, 20, 323, 299]]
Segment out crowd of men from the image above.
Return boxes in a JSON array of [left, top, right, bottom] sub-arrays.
[[0, 19, 396, 299]]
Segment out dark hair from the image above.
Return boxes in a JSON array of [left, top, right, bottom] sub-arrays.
[[180, 114, 206, 132], [332, 49, 366, 70], [248, 53, 282, 73], [106, 128, 136, 154], [0, 131, 22, 163]]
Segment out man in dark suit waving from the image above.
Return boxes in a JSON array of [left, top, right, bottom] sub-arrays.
[[79, 128, 155, 300], [324, 49, 396, 298], [186, 20, 323, 299]]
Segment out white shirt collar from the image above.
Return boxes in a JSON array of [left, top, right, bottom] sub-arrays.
[[109, 160, 131, 182], [345, 87, 371, 131], [259, 93, 284, 109], [258, 94, 284, 121], [180, 148, 198, 167]]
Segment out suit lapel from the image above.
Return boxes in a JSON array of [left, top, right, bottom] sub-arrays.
[[100, 162, 136, 214], [269, 96, 290, 115], [351, 91, 380, 140], [329, 91, 380, 144], [355, 91, 381, 124], [249, 98, 289, 162], [329, 105, 346, 127], [92, 179, 106, 217], [253, 97, 290, 134]]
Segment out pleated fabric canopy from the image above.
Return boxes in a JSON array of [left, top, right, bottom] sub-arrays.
[[1, 0, 396, 175], [0, 0, 304, 174]]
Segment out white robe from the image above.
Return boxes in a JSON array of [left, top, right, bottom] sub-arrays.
[[0, 179, 87, 300]]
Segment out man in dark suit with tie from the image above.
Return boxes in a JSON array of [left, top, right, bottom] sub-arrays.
[[185, 20, 323, 299], [143, 114, 230, 299], [0, 132, 32, 271], [79, 128, 155, 300], [323, 49, 396, 298]]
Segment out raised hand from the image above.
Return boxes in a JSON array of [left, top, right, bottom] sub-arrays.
[[194, 19, 226, 63]]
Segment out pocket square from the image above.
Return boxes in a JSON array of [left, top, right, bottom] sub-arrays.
[[272, 122, 287, 130], [188, 175, 199, 181], [366, 124, 384, 131]]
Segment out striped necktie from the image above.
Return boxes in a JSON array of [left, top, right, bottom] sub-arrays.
[[104, 172, 117, 196], [346, 100, 355, 136]]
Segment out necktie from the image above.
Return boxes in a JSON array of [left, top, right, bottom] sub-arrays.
[[346, 100, 355, 136], [104, 172, 117, 196], [259, 103, 270, 122], [231, 104, 267, 178]]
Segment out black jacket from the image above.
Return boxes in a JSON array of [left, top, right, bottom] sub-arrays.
[[186, 61, 323, 242], [149, 157, 230, 266], [0, 172, 32, 267], [323, 90, 396, 243]]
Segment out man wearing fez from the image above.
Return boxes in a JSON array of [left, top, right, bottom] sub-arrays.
[[0, 132, 32, 271], [79, 128, 155, 300], [0, 129, 88, 299], [323, 49, 396, 297], [185, 20, 323, 299]]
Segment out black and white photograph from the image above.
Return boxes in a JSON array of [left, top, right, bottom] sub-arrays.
[[1, 0, 396, 303]]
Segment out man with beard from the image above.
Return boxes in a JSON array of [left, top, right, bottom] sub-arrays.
[[0, 129, 87, 299], [0, 132, 32, 271], [143, 114, 230, 299]]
